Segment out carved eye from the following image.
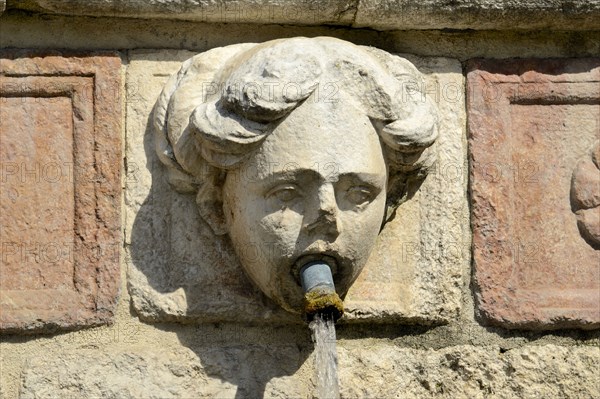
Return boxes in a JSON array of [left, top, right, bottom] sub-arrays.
[[266, 184, 301, 203], [345, 186, 375, 205]]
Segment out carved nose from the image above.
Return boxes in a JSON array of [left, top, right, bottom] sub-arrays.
[[304, 184, 340, 239]]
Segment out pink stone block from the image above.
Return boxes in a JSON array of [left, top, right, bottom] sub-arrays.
[[0, 51, 122, 333], [468, 58, 600, 330]]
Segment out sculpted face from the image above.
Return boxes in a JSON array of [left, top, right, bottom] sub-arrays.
[[223, 97, 388, 313], [153, 38, 440, 320]]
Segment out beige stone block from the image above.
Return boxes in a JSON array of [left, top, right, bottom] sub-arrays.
[[20, 345, 307, 398], [354, 0, 600, 31], [0, 51, 122, 334], [468, 58, 600, 330], [6, 0, 600, 30], [18, 344, 600, 398], [338, 344, 600, 398], [125, 48, 467, 325], [7, 0, 355, 26]]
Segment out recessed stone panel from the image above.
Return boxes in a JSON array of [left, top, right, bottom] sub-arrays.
[[468, 58, 600, 330], [0, 51, 122, 334], [125, 49, 468, 325]]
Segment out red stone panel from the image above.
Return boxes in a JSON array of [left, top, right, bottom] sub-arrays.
[[468, 58, 600, 330], [0, 52, 121, 333]]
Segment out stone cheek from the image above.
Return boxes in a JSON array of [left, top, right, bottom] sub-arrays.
[[0, 52, 121, 334], [468, 58, 600, 330]]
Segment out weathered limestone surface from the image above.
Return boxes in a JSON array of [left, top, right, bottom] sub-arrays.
[[125, 48, 467, 325], [19, 344, 599, 398], [5, 0, 356, 26], [20, 345, 308, 398], [354, 0, 600, 31], [1, 17, 599, 60], [4, 0, 600, 30], [0, 52, 122, 333], [468, 58, 600, 330], [338, 344, 600, 398]]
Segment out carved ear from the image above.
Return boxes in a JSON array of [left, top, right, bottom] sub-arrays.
[[384, 170, 426, 224], [195, 172, 228, 236]]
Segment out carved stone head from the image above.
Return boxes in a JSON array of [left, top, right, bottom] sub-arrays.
[[153, 37, 438, 315]]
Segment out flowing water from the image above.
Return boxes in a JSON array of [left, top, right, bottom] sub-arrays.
[[309, 314, 340, 399]]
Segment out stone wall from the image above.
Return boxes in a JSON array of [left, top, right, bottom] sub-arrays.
[[1, 4, 599, 399]]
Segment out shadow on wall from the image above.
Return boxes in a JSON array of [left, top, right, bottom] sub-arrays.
[[127, 110, 310, 397], [127, 99, 299, 322]]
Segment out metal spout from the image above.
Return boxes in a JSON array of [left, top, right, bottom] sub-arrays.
[[299, 261, 344, 322]]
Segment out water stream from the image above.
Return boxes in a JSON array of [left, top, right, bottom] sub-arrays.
[[309, 314, 340, 399]]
